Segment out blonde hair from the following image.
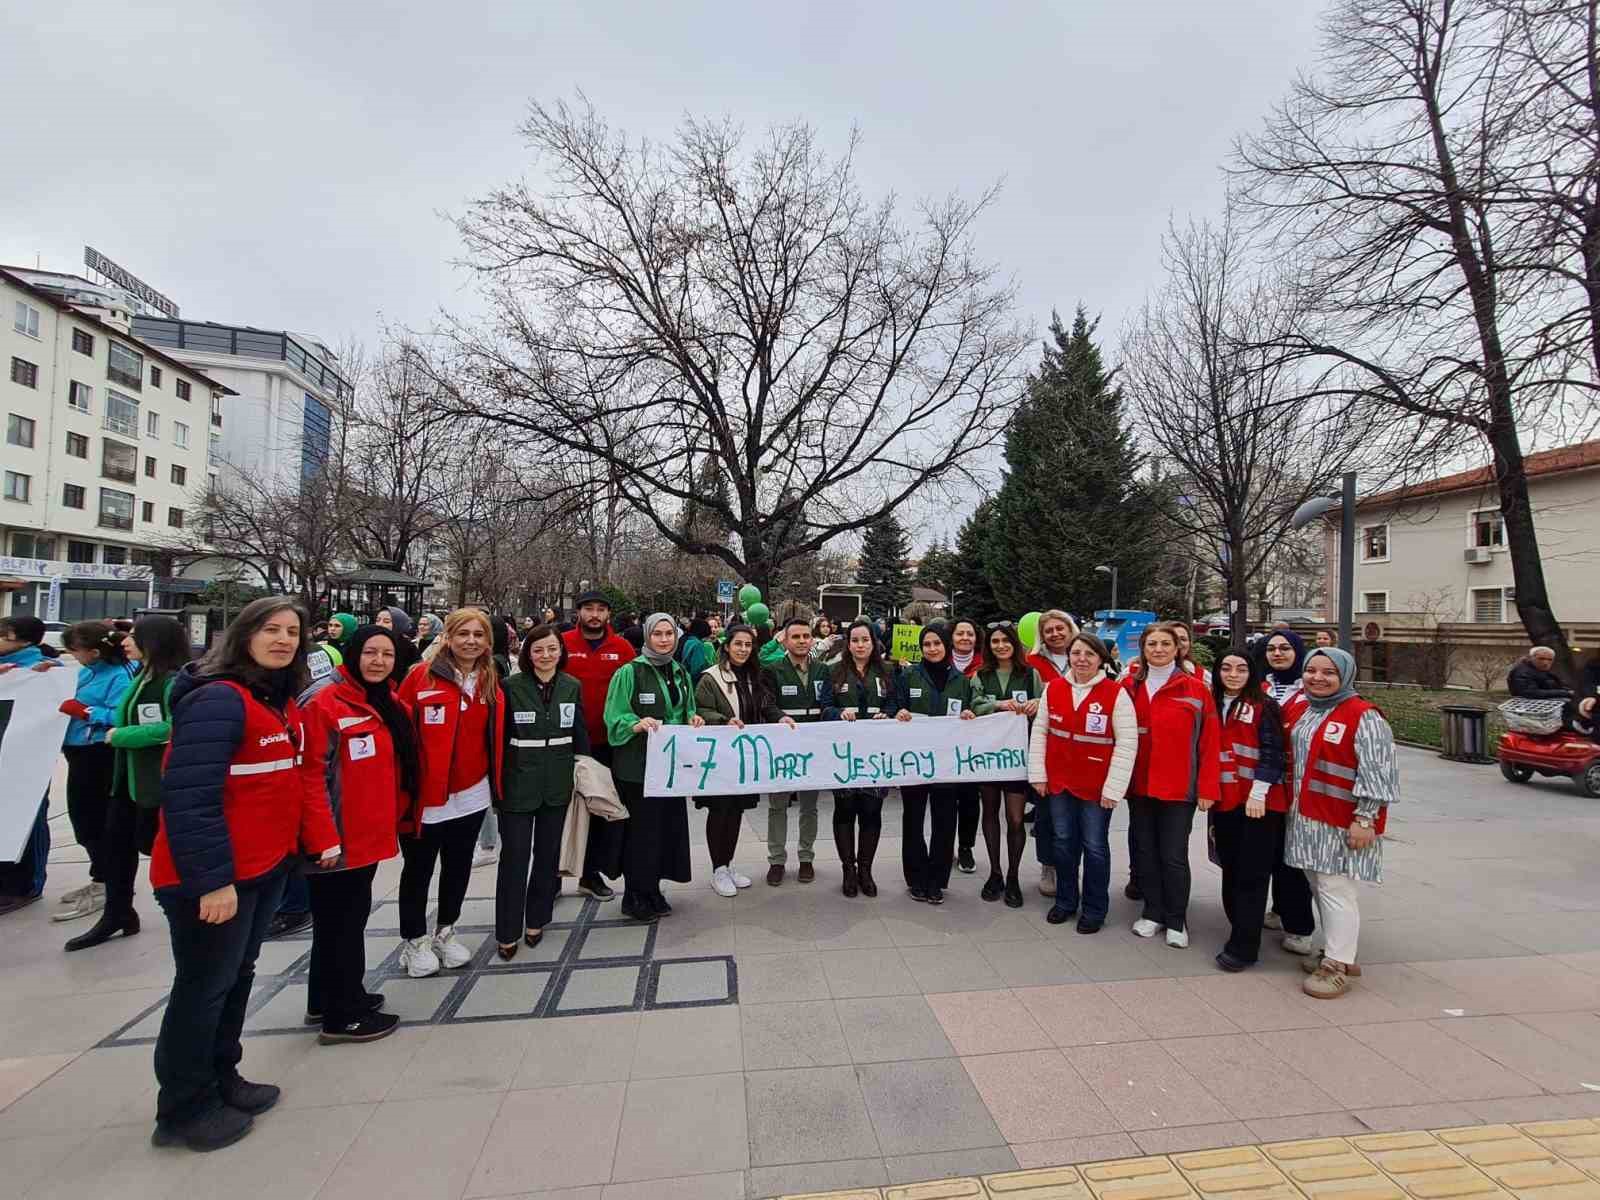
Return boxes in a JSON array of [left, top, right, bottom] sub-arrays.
[[423, 607, 500, 694], [1033, 609, 1080, 655]]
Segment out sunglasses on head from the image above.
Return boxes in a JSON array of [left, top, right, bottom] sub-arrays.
[[986, 621, 1015, 630]]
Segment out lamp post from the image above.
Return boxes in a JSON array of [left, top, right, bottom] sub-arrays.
[[1094, 563, 1118, 610], [1290, 472, 1357, 649]]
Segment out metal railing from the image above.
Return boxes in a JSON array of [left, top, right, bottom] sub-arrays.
[[132, 316, 353, 401]]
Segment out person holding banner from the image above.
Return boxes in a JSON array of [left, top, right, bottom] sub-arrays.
[[973, 622, 1042, 907], [694, 624, 791, 897], [897, 625, 976, 904], [948, 618, 984, 876], [605, 613, 705, 923], [824, 618, 911, 898], [0, 616, 64, 914], [762, 617, 831, 885], [1126, 623, 1220, 948]]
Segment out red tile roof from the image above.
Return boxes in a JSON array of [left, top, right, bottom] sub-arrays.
[[1356, 439, 1600, 509]]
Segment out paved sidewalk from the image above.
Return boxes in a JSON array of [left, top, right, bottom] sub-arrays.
[[1, 746, 1598, 1199]]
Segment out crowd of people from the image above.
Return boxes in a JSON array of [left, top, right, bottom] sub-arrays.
[[0, 592, 1403, 1155]]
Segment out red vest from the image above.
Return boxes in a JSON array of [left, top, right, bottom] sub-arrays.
[[1286, 695, 1386, 834], [299, 669, 407, 871], [1125, 669, 1222, 804], [1042, 676, 1125, 800], [150, 683, 336, 890], [1216, 697, 1286, 813], [1026, 652, 1064, 685], [397, 662, 505, 832], [562, 627, 633, 743]]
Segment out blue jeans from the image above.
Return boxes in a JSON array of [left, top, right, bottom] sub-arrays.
[[1033, 792, 1055, 867], [276, 867, 309, 916], [1047, 791, 1112, 922]]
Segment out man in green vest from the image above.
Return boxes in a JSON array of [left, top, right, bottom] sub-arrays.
[[762, 617, 831, 885]]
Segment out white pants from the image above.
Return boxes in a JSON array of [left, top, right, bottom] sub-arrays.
[[1309, 869, 1360, 964]]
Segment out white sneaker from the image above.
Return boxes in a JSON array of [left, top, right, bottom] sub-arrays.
[[1165, 927, 1189, 948], [711, 866, 738, 898], [1131, 918, 1163, 938], [472, 846, 499, 869], [58, 882, 93, 905], [400, 935, 440, 978], [729, 866, 752, 889], [52, 881, 105, 923], [1038, 865, 1057, 897], [1281, 933, 1316, 956], [433, 925, 473, 969], [1263, 912, 1283, 932]]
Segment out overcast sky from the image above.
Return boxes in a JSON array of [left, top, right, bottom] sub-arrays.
[[1, 0, 1329, 539]]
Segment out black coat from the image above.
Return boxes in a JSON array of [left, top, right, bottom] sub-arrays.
[[1508, 659, 1570, 699]]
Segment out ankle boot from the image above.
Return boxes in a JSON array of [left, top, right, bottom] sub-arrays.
[[64, 907, 140, 953]]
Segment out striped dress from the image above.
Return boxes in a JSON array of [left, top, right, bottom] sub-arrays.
[[1284, 705, 1399, 883]]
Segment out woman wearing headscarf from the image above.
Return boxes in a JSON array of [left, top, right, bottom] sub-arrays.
[[1255, 628, 1317, 953], [415, 613, 443, 656], [897, 625, 977, 904], [1282, 647, 1398, 998], [1259, 630, 1306, 705], [373, 606, 420, 677], [604, 613, 705, 922]]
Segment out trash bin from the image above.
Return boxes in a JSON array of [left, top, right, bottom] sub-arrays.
[[1440, 704, 1492, 763]]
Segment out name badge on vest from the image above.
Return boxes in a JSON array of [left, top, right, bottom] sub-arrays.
[[945, 699, 962, 717], [1237, 702, 1255, 723], [909, 688, 923, 699], [307, 649, 333, 681], [781, 684, 798, 696], [424, 704, 446, 726], [1323, 721, 1347, 745], [1085, 712, 1108, 734], [814, 680, 826, 699], [137, 702, 163, 725], [559, 702, 575, 728], [513, 710, 536, 725], [348, 734, 376, 761], [640, 692, 656, 705], [1011, 691, 1027, 704]]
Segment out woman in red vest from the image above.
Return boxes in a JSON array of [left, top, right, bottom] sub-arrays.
[[1282, 647, 1398, 999], [149, 598, 341, 1152], [1125, 623, 1220, 947], [1027, 632, 1137, 932], [1209, 652, 1287, 972], [1024, 610, 1077, 901]]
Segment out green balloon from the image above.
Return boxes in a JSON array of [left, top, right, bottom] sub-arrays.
[[737, 584, 762, 609], [1018, 611, 1042, 649], [745, 602, 771, 627]]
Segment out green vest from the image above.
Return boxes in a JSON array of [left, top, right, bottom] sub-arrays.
[[765, 656, 831, 722], [901, 664, 975, 718], [501, 671, 583, 811], [111, 671, 175, 809], [612, 659, 694, 784], [831, 664, 896, 718], [977, 666, 1039, 705]]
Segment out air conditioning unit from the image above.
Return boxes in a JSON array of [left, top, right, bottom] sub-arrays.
[[1463, 546, 1492, 564]]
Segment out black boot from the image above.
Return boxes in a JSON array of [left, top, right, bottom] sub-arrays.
[[64, 907, 139, 952], [834, 820, 859, 897], [857, 824, 881, 897]]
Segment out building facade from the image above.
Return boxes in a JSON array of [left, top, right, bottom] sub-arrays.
[[1, 269, 231, 620]]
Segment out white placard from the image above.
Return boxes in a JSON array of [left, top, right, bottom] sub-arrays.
[[643, 713, 1028, 797], [0, 666, 76, 861]]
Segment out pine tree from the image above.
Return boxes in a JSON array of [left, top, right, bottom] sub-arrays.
[[914, 537, 958, 593], [986, 307, 1163, 618], [856, 514, 912, 618], [950, 498, 1002, 625]]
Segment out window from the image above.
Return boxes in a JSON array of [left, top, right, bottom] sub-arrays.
[[1471, 509, 1505, 548], [301, 393, 331, 478], [12, 302, 39, 338], [1360, 523, 1389, 562], [210, 393, 222, 427], [106, 341, 143, 391], [63, 484, 85, 509], [145, 410, 160, 438], [1360, 591, 1389, 614], [1471, 587, 1513, 623], [65, 431, 88, 458], [100, 545, 127, 565], [141, 500, 154, 522], [175, 378, 191, 401], [3, 471, 29, 502], [144, 455, 156, 478], [101, 439, 137, 483], [9, 532, 54, 559], [173, 420, 190, 449], [10, 357, 38, 388], [71, 328, 93, 356], [103, 389, 138, 436], [98, 487, 134, 531], [6, 413, 34, 447], [68, 380, 92, 412], [208, 432, 220, 464], [66, 539, 95, 563], [168, 507, 184, 529], [170, 463, 186, 486], [149, 366, 162, 388]]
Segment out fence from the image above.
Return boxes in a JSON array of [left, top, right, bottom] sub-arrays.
[[1357, 683, 1508, 750]]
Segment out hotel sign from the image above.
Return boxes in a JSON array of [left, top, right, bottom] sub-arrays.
[[0, 556, 153, 582], [82, 246, 180, 318]]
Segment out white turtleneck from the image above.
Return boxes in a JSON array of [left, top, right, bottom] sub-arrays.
[[1143, 662, 1177, 697]]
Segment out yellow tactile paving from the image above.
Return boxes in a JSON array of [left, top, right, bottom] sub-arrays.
[[773, 1122, 1600, 1200]]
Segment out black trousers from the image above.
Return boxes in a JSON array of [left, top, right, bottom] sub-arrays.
[[154, 867, 285, 1126], [397, 809, 484, 939], [701, 800, 745, 869], [307, 863, 377, 1027], [956, 784, 980, 851], [1269, 815, 1316, 937], [581, 742, 625, 882], [618, 778, 689, 901], [1210, 808, 1276, 962], [495, 806, 567, 942], [63, 743, 115, 883], [901, 784, 958, 892], [1128, 796, 1197, 931], [101, 789, 156, 919]]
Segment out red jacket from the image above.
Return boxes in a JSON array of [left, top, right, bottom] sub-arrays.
[[1041, 675, 1125, 800], [151, 681, 339, 892], [299, 667, 408, 869], [1026, 651, 1065, 685], [1217, 696, 1287, 813], [1285, 694, 1386, 834], [396, 658, 505, 832], [1125, 668, 1221, 804], [562, 626, 634, 745]]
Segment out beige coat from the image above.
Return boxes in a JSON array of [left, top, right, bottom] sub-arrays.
[[558, 754, 629, 876]]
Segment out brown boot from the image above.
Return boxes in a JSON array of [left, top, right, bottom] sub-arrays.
[[1303, 958, 1353, 999], [798, 862, 815, 884], [766, 864, 785, 886]]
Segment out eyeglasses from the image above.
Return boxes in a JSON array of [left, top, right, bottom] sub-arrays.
[[986, 621, 1015, 630]]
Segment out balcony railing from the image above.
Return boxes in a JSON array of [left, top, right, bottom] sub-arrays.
[[98, 512, 134, 531], [103, 411, 138, 437], [132, 317, 354, 402]]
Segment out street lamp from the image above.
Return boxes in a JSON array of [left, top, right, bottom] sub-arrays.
[[1094, 563, 1118, 610], [1290, 472, 1357, 650]]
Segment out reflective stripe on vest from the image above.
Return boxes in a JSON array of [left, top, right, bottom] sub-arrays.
[[229, 756, 298, 776], [781, 706, 822, 717], [510, 736, 574, 749], [1047, 727, 1114, 746]]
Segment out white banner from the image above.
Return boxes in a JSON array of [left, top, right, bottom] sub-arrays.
[[643, 713, 1029, 797], [0, 665, 75, 861]]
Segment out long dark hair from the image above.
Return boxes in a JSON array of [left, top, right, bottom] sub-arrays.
[[343, 626, 422, 801], [199, 596, 311, 702], [1212, 649, 1265, 710], [132, 616, 188, 684], [717, 624, 767, 687], [517, 623, 568, 676], [63, 620, 129, 665], [0, 614, 60, 657], [831, 618, 888, 688], [982, 624, 1028, 675]]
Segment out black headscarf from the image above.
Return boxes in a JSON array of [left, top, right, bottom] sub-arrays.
[[919, 624, 954, 688], [344, 625, 422, 802], [1260, 629, 1306, 686]]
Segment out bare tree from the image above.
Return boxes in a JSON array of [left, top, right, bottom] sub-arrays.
[[438, 100, 1029, 594]]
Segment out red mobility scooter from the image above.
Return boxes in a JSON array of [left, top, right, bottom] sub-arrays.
[[1496, 698, 1600, 797]]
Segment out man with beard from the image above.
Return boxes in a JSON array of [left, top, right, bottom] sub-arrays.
[[562, 590, 636, 899]]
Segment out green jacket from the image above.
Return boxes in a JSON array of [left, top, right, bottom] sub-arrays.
[[897, 661, 976, 718], [106, 669, 177, 809], [604, 657, 698, 784], [500, 671, 588, 812], [972, 665, 1042, 715], [763, 654, 832, 722]]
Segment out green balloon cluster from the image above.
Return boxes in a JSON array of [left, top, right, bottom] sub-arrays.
[[737, 583, 762, 609], [1018, 610, 1041, 649], [745, 602, 771, 628]]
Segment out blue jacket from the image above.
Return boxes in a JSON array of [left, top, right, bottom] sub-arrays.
[[64, 659, 135, 747], [1, 644, 47, 668]]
